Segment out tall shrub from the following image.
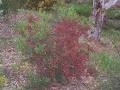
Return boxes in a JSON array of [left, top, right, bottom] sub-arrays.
[[52, 19, 90, 78], [15, 14, 90, 82]]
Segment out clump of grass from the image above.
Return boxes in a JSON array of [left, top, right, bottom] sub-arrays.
[[72, 3, 92, 17], [102, 28, 120, 44], [55, 4, 78, 19], [90, 52, 120, 90], [107, 9, 120, 19], [91, 52, 120, 74], [24, 72, 50, 90]]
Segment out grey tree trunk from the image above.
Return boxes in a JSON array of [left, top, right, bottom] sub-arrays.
[[90, 0, 118, 40], [91, 0, 105, 40]]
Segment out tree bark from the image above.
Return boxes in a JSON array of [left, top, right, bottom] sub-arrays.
[[90, 0, 118, 40]]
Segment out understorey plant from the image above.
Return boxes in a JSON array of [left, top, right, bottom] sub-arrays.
[[15, 13, 91, 85], [52, 18, 90, 80], [15, 13, 55, 89]]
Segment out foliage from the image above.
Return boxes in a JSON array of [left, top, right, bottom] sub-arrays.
[[15, 12, 51, 56], [15, 13, 53, 78], [15, 11, 90, 83], [25, 72, 50, 90], [70, 3, 92, 17], [91, 52, 120, 74], [0, 75, 7, 88], [102, 28, 120, 44], [54, 3, 92, 25], [91, 52, 120, 90], [79, 16, 92, 25], [52, 18, 90, 78], [55, 4, 78, 19], [107, 9, 120, 19], [26, 0, 56, 10]]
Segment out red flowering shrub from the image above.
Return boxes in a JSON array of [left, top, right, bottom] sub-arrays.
[[16, 15, 91, 82], [52, 19, 90, 79]]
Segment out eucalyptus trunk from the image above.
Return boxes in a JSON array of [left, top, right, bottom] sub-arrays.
[[91, 0, 118, 40]]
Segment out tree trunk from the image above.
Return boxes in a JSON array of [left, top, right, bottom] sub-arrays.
[[90, 0, 118, 40], [91, 0, 105, 40]]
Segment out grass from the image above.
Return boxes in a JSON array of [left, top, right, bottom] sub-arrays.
[[90, 52, 120, 74], [102, 28, 120, 45], [24, 72, 50, 90], [107, 8, 120, 19]]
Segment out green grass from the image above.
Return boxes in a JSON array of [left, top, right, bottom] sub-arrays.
[[24, 72, 50, 90], [73, 3, 92, 17], [107, 9, 120, 19], [102, 28, 120, 44], [91, 52, 120, 74]]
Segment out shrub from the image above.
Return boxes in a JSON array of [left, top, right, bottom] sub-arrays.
[[26, 0, 56, 10], [25, 72, 50, 90], [54, 4, 92, 25], [15, 13, 90, 83], [69, 3, 92, 17], [15, 13, 53, 77], [55, 4, 78, 19], [52, 18, 90, 78]]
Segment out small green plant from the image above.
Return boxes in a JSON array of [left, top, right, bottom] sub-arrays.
[[56, 4, 78, 19], [69, 3, 92, 17], [0, 75, 7, 88], [25, 72, 50, 90], [15, 21, 27, 36], [79, 16, 92, 25]]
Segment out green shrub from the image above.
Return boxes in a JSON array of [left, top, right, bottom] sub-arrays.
[[54, 3, 92, 25], [15, 11, 52, 56], [25, 72, 50, 90], [69, 3, 92, 17], [55, 4, 78, 19]]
